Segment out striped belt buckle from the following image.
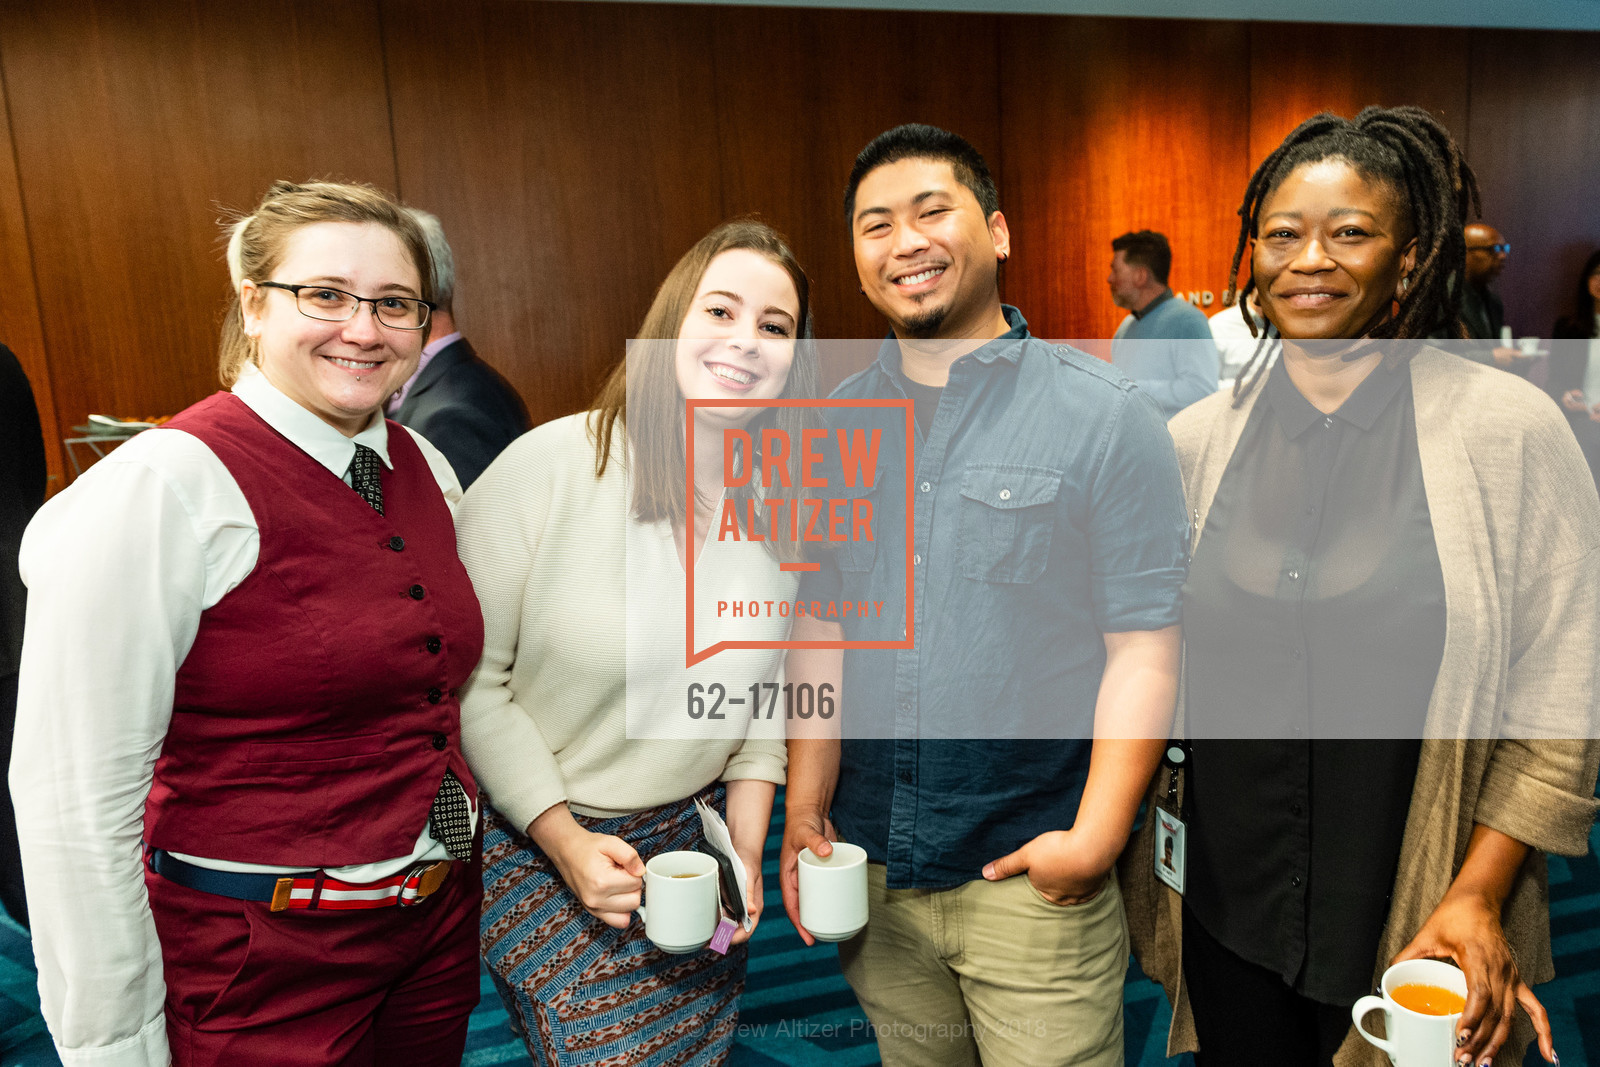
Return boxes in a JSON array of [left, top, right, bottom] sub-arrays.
[[269, 860, 454, 912]]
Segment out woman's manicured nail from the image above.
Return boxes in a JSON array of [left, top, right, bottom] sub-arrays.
[[1457, 1031, 1468, 1048]]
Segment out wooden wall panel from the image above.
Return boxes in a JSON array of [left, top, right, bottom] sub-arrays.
[[1002, 17, 1252, 341], [0, 0, 397, 471], [0, 65, 61, 494], [6, 0, 1600, 482], [1247, 24, 1471, 166], [384, 0, 729, 428], [706, 6, 1000, 385], [1466, 29, 1600, 338]]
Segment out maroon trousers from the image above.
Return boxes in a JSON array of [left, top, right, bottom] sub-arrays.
[[146, 859, 482, 1067]]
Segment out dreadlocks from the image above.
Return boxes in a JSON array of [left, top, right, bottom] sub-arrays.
[[1225, 106, 1480, 403]]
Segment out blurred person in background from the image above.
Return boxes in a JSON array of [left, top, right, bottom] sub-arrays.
[[1209, 290, 1278, 387], [1546, 248, 1600, 489], [0, 342, 44, 929], [1109, 229, 1220, 418], [388, 209, 531, 488], [1458, 222, 1529, 375]]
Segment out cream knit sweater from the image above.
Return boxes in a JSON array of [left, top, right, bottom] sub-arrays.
[[456, 413, 791, 827]]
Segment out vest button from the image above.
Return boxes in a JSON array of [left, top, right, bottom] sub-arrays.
[[409, 584, 425, 600], [427, 687, 443, 704], [430, 733, 447, 751], [389, 536, 405, 552], [426, 637, 442, 654]]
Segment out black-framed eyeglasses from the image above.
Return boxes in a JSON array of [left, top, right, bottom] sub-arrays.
[[1468, 243, 1511, 256], [257, 281, 435, 331]]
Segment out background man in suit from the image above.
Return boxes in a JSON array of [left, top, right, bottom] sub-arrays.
[[389, 209, 531, 487], [1, 342, 46, 927]]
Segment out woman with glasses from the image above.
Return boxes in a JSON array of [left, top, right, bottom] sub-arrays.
[[457, 219, 817, 1066], [13, 180, 486, 1067], [1125, 108, 1598, 1067]]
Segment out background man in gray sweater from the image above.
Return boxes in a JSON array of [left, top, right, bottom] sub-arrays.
[[1108, 229, 1219, 418]]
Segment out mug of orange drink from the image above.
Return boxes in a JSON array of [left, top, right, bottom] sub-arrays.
[[1352, 958, 1468, 1066]]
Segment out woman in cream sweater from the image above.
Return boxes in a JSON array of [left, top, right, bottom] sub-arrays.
[[456, 219, 819, 1065], [1124, 108, 1598, 1067]]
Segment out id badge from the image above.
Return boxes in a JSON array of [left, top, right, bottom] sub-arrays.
[[1154, 806, 1187, 895]]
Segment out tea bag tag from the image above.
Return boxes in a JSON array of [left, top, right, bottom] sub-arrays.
[[1154, 744, 1187, 896], [707, 916, 738, 956]]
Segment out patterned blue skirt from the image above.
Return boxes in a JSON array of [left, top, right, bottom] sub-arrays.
[[480, 786, 745, 1066]]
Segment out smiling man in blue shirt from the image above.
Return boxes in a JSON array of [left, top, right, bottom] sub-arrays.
[[778, 125, 1188, 1066]]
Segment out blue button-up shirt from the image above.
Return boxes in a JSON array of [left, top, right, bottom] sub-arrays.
[[801, 306, 1187, 889]]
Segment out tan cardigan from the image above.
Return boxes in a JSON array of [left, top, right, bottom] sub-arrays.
[[1121, 349, 1600, 1066]]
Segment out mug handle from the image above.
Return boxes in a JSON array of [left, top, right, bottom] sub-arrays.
[[1351, 996, 1397, 1060], [635, 905, 647, 923]]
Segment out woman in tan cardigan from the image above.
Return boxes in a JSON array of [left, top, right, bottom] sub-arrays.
[[1122, 107, 1599, 1067]]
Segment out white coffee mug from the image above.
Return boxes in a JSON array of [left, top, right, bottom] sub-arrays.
[[798, 842, 868, 942], [1351, 958, 1468, 1067], [635, 850, 719, 954], [1517, 336, 1541, 356]]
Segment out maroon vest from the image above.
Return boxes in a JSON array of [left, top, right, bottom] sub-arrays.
[[144, 393, 485, 867]]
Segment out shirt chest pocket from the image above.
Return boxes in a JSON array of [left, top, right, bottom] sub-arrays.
[[956, 465, 1063, 584], [834, 482, 881, 574]]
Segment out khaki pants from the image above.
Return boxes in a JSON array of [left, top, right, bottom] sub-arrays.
[[838, 863, 1128, 1067]]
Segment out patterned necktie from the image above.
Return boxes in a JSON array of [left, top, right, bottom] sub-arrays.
[[348, 444, 385, 515], [429, 770, 474, 861], [349, 443, 472, 860]]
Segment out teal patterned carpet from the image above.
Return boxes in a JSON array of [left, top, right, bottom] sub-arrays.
[[1, 800, 1596, 1066]]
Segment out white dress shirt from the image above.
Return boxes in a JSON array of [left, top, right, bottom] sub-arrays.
[[11, 369, 465, 1067], [1209, 301, 1279, 386], [1583, 315, 1600, 401]]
